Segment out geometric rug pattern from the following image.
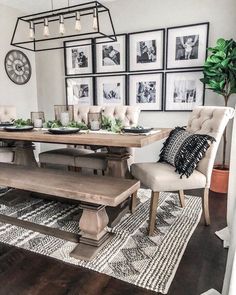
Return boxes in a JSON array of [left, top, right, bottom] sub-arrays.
[[0, 189, 202, 294]]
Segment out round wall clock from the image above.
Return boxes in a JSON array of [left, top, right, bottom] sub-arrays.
[[4, 50, 32, 85]]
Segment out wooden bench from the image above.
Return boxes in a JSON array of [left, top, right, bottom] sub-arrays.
[[0, 163, 140, 260]]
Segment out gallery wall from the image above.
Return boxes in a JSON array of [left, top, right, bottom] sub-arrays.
[[36, 0, 236, 163], [0, 4, 38, 119]]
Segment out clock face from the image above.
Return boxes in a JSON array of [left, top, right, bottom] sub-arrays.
[[5, 50, 31, 85]]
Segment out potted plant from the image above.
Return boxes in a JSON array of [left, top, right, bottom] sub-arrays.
[[201, 38, 236, 193]]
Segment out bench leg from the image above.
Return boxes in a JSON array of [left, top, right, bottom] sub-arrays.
[[70, 203, 113, 261]]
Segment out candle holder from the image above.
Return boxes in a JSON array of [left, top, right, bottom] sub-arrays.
[[31, 112, 45, 128], [60, 112, 70, 126], [88, 112, 102, 131]]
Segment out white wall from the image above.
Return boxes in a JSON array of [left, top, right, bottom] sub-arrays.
[[0, 4, 38, 118], [36, 0, 236, 163]]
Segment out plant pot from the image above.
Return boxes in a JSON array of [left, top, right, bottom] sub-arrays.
[[210, 165, 229, 194]]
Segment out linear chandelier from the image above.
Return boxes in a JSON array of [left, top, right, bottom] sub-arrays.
[[11, 1, 117, 52]]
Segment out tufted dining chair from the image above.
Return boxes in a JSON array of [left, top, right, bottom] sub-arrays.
[[0, 106, 16, 164], [131, 106, 235, 236], [39, 105, 140, 174]]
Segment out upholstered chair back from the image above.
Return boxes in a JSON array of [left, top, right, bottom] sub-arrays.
[[102, 106, 140, 127], [73, 106, 103, 125], [186, 106, 234, 187], [0, 106, 16, 122], [73, 105, 140, 127]]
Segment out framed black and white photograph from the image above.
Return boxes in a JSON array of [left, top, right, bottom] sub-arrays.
[[95, 75, 127, 106], [64, 39, 94, 76], [165, 71, 205, 111], [128, 29, 165, 72], [128, 72, 163, 111], [66, 77, 94, 106], [166, 23, 209, 70], [95, 34, 127, 74]]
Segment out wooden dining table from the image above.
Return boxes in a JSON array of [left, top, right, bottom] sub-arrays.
[[0, 128, 171, 226], [0, 128, 171, 177]]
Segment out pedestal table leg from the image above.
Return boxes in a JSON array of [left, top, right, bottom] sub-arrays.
[[13, 141, 38, 167]]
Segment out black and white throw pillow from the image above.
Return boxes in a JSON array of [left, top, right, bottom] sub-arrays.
[[159, 127, 215, 178]]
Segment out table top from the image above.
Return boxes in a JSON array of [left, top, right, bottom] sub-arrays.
[[0, 128, 171, 148]]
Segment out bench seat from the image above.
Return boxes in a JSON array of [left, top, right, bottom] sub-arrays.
[[0, 163, 140, 260]]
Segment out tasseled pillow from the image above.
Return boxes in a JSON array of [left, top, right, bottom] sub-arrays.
[[159, 127, 215, 178]]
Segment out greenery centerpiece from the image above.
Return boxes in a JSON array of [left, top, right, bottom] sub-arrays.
[[200, 38, 236, 169], [101, 116, 123, 133], [45, 116, 124, 133], [14, 119, 33, 127], [46, 120, 88, 130]]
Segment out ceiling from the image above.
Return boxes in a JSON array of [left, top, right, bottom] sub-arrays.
[[0, 0, 117, 14]]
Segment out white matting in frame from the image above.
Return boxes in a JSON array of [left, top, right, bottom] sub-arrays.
[[96, 75, 126, 106], [129, 73, 163, 111], [66, 77, 94, 105], [95, 35, 127, 73], [165, 71, 204, 111], [167, 23, 209, 69], [129, 29, 164, 72], [65, 40, 93, 75]]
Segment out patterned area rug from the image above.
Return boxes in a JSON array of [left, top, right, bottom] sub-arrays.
[[0, 189, 202, 294]]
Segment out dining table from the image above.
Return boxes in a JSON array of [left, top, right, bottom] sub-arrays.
[[0, 128, 171, 176], [0, 127, 171, 226]]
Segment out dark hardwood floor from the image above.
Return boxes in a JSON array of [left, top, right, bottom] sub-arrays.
[[0, 190, 228, 295]]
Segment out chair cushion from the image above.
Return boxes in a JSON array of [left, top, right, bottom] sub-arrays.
[[75, 152, 107, 170], [131, 162, 206, 192], [39, 148, 94, 166], [159, 127, 215, 178]]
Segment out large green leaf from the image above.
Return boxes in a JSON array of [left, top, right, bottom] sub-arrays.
[[219, 80, 226, 89], [216, 38, 226, 50], [221, 58, 231, 67], [209, 56, 222, 64], [215, 51, 227, 59]]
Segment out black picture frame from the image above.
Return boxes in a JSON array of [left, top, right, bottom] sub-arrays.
[[94, 34, 128, 74], [128, 72, 164, 111], [64, 39, 94, 76], [65, 76, 95, 106], [95, 74, 127, 106], [166, 22, 209, 70], [128, 28, 165, 73], [164, 70, 205, 112]]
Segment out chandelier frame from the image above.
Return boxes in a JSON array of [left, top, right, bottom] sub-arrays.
[[11, 1, 117, 52]]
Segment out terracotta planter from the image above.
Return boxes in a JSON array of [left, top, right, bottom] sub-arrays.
[[210, 165, 229, 194]]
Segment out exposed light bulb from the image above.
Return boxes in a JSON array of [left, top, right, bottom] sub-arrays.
[[59, 15, 65, 35], [29, 21, 35, 39], [43, 18, 50, 37], [93, 9, 98, 31], [75, 11, 81, 32]]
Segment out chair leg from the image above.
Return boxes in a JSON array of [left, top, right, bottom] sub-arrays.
[[102, 170, 105, 176], [94, 169, 98, 175], [203, 188, 210, 225], [148, 191, 159, 236], [178, 190, 185, 208]]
